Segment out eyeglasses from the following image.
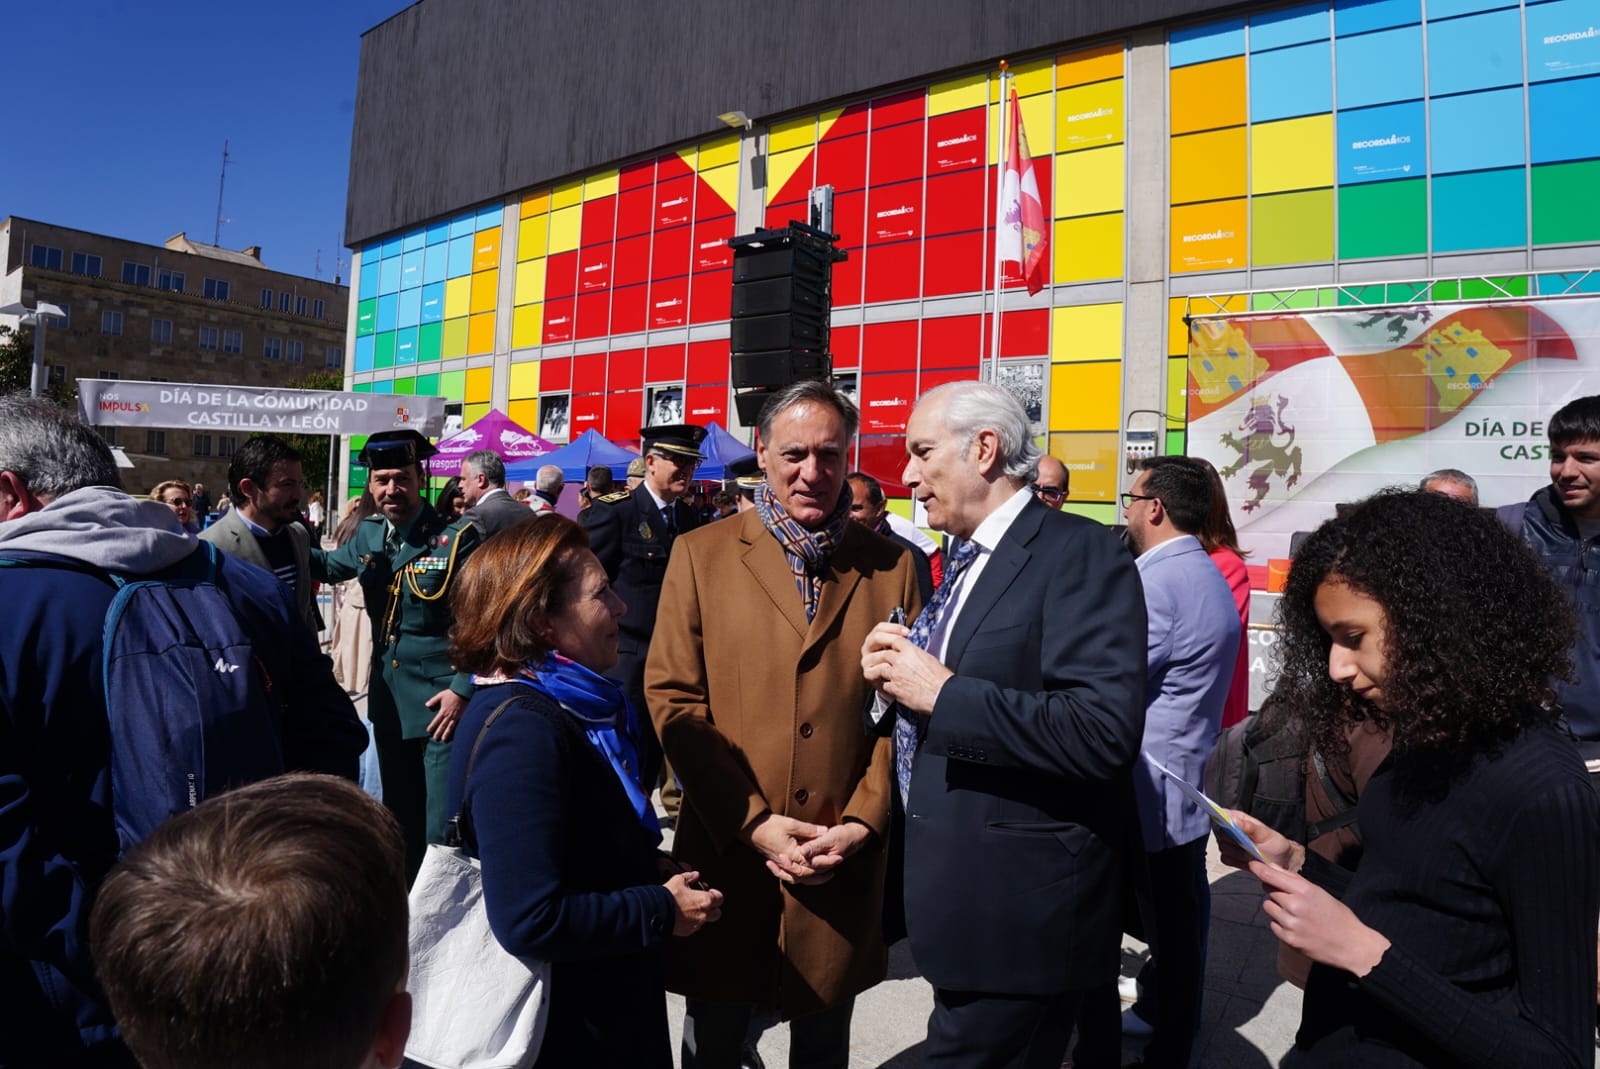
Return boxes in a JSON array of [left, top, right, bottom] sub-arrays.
[[164, 498, 193, 509], [1119, 492, 1157, 508], [1031, 484, 1066, 499]]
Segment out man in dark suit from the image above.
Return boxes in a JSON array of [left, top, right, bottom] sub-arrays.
[[200, 435, 321, 635], [862, 381, 1147, 1069], [581, 423, 706, 797], [458, 449, 535, 537]]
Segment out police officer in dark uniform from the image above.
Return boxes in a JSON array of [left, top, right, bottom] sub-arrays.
[[311, 429, 481, 879], [581, 423, 707, 805]]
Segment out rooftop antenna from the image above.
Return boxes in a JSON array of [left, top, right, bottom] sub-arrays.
[[314, 249, 322, 279], [213, 139, 232, 246], [335, 231, 347, 286]]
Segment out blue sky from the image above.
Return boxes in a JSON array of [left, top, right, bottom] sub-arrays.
[[2, 0, 412, 283]]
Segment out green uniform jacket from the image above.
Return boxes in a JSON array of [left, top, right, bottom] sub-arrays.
[[311, 503, 480, 739]]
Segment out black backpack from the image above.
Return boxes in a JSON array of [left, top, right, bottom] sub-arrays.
[[1204, 708, 1359, 845]]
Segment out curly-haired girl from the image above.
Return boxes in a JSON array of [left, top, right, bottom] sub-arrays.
[[1224, 488, 1600, 1068]]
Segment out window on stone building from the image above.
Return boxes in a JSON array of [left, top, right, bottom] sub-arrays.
[[260, 288, 273, 308], [97, 426, 119, 447], [121, 262, 151, 287], [70, 252, 102, 276], [279, 291, 292, 312], [325, 345, 344, 368], [295, 295, 308, 316], [199, 326, 219, 350], [193, 434, 213, 457], [29, 244, 62, 270], [218, 435, 237, 458], [101, 310, 123, 336], [98, 369, 119, 380], [46, 364, 67, 389], [263, 336, 282, 360], [158, 269, 185, 293], [203, 278, 230, 301], [151, 319, 172, 344], [313, 299, 325, 319], [223, 329, 242, 353], [145, 430, 167, 455], [286, 339, 304, 363], [43, 304, 68, 328]]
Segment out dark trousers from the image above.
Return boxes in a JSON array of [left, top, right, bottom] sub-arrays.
[[1076, 834, 1210, 1069], [682, 998, 853, 1069], [611, 645, 664, 794], [923, 988, 1082, 1069], [370, 703, 452, 883]]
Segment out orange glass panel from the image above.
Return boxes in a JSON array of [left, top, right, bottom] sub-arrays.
[[1170, 56, 1246, 135]]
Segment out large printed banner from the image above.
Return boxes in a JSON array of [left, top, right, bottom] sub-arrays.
[[1188, 297, 1600, 561], [78, 379, 447, 437]]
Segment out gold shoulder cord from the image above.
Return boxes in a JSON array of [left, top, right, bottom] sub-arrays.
[[381, 525, 472, 638]]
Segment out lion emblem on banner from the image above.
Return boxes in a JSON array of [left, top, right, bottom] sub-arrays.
[[1220, 395, 1303, 512]]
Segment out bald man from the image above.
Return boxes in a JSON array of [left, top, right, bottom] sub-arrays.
[[1033, 455, 1069, 510]]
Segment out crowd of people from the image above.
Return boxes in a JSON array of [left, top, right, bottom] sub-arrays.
[[4, 382, 1600, 1069]]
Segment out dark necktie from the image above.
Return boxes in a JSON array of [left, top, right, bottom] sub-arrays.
[[895, 539, 981, 804], [662, 505, 676, 535]]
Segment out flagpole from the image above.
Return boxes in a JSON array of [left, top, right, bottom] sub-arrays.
[[989, 63, 1009, 385]]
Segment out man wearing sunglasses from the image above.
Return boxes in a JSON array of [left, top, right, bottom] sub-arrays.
[[1032, 455, 1070, 510]]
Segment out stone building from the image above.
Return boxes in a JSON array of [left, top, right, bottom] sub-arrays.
[[0, 216, 348, 494]]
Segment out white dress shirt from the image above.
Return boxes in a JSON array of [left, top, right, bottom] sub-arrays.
[[926, 486, 1034, 662]]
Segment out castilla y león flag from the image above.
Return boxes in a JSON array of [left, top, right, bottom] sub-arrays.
[[998, 86, 1048, 295]]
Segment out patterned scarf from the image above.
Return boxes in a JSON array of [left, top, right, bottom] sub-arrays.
[[753, 480, 853, 622]]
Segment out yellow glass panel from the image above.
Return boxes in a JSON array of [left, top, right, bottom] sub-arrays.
[[442, 318, 470, 361], [1051, 303, 1124, 362], [464, 363, 486, 404], [466, 312, 495, 356], [987, 92, 1054, 164], [472, 227, 501, 272], [1251, 114, 1334, 195], [464, 402, 491, 426], [514, 258, 546, 306], [507, 398, 540, 429], [698, 136, 740, 169], [509, 360, 540, 399], [444, 276, 471, 319], [1055, 145, 1124, 219], [470, 268, 498, 315], [584, 170, 619, 200], [989, 58, 1053, 100], [1170, 57, 1247, 135], [1168, 297, 1190, 357], [1167, 355, 1189, 423], [1057, 42, 1124, 88], [520, 190, 549, 218], [1170, 200, 1249, 274], [1052, 214, 1124, 283], [700, 162, 739, 217], [511, 304, 543, 349], [1049, 361, 1121, 432], [816, 106, 848, 142], [1170, 127, 1247, 205], [766, 146, 813, 205], [547, 205, 581, 254], [551, 180, 583, 209], [769, 115, 816, 153], [517, 215, 548, 262], [929, 72, 987, 116], [1056, 80, 1123, 152], [1049, 431, 1120, 503]]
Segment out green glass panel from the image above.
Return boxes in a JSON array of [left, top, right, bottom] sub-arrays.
[[1431, 280, 1461, 301], [356, 299, 377, 337], [414, 373, 440, 396], [353, 382, 372, 393], [1062, 502, 1117, 526], [1533, 161, 1600, 245], [1459, 276, 1530, 299], [1251, 189, 1334, 266], [374, 333, 396, 369], [440, 370, 467, 400], [1164, 429, 1186, 455], [1249, 289, 1321, 311], [1337, 179, 1426, 259], [417, 321, 443, 364], [393, 377, 417, 396]]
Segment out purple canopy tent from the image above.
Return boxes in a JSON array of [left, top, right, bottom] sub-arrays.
[[432, 409, 556, 463]]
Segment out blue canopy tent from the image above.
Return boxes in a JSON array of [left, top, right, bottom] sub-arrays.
[[504, 428, 638, 483], [695, 421, 756, 482]]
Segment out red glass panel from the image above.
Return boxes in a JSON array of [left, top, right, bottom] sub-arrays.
[[540, 356, 572, 391], [542, 298, 575, 344], [856, 434, 911, 494], [690, 270, 730, 325], [646, 344, 686, 383], [610, 283, 648, 335], [604, 390, 642, 438], [831, 324, 860, 369], [619, 159, 655, 191], [862, 240, 922, 304], [920, 314, 984, 369], [872, 88, 925, 129], [580, 196, 616, 248], [925, 168, 987, 236], [999, 309, 1049, 359], [919, 365, 981, 393], [570, 393, 605, 437], [926, 107, 986, 174], [687, 339, 728, 385], [650, 225, 691, 281], [654, 175, 695, 229], [544, 250, 578, 300], [574, 291, 611, 340], [613, 235, 650, 288], [816, 133, 866, 193], [824, 101, 870, 140], [609, 348, 644, 391], [655, 150, 694, 182], [867, 179, 923, 245], [861, 320, 919, 373], [858, 371, 918, 434], [649, 276, 689, 329], [685, 384, 727, 425], [617, 187, 654, 238], [572, 351, 608, 394], [868, 122, 925, 187], [692, 217, 735, 272], [766, 198, 808, 229], [922, 231, 989, 298], [577, 247, 612, 292]]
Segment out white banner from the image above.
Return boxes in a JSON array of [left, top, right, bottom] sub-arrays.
[[77, 379, 446, 437]]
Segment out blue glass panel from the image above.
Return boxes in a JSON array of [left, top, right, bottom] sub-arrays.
[[395, 326, 419, 366], [377, 257, 401, 296], [1530, 75, 1600, 163], [447, 236, 474, 278], [1433, 168, 1527, 250], [402, 229, 425, 253], [1427, 0, 1516, 17], [1536, 271, 1600, 295], [425, 221, 450, 246], [1526, 1, 1600, 82], [476, 205, 503, 231], [421, 283, 446, 324], [1430, 87, 1526, 173], [423, 242, 448, 285], [1251, 3, 1330, 50], [371, 378, 394, 394], [355, 334, 375, 372], [448, 212, 476, 239], [400, 249, 425, 290], [1170, 18, 1246, 67], [1334, 0, 1420, 36], [1335, 26, 1424, 108], [380, 236, 403, 259], [376, 293, 398, 333], [397, 288, 422, 329], [1337, 100, 1426, 182], [1426, 9, 1524, 95], [1251, 41, 1333, 121], [357, 262, 378, 300]]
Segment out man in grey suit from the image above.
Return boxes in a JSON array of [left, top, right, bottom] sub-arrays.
[[1103, 455, 1242, 1069], [199, 435, 321, 635], [458, 449, 533, 537]]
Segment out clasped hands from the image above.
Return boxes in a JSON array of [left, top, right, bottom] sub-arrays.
[[1219, 809, 1391, 978], [742, 812, 872, 886], [860, 621, 952, 716]]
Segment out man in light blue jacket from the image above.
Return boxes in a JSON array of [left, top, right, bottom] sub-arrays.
[[1116, 455, 1242, 1069]]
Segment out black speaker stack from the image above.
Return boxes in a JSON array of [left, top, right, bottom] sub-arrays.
[[727, 223, 845, 426]]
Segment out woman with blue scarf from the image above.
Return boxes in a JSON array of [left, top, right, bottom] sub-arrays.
[[445, 516, 724, 1067]]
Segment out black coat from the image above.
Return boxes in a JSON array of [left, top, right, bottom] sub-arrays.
[[463, 489, 537, 538]]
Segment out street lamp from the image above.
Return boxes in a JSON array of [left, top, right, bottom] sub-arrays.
[[0, 299, 66, 398]]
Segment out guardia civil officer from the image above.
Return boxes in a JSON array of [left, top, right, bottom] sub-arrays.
[[581, 424, 707, 801], [311, 429, 481, 880]]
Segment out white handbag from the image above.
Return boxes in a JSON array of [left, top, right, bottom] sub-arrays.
[[405, 700, 550, 1069]]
